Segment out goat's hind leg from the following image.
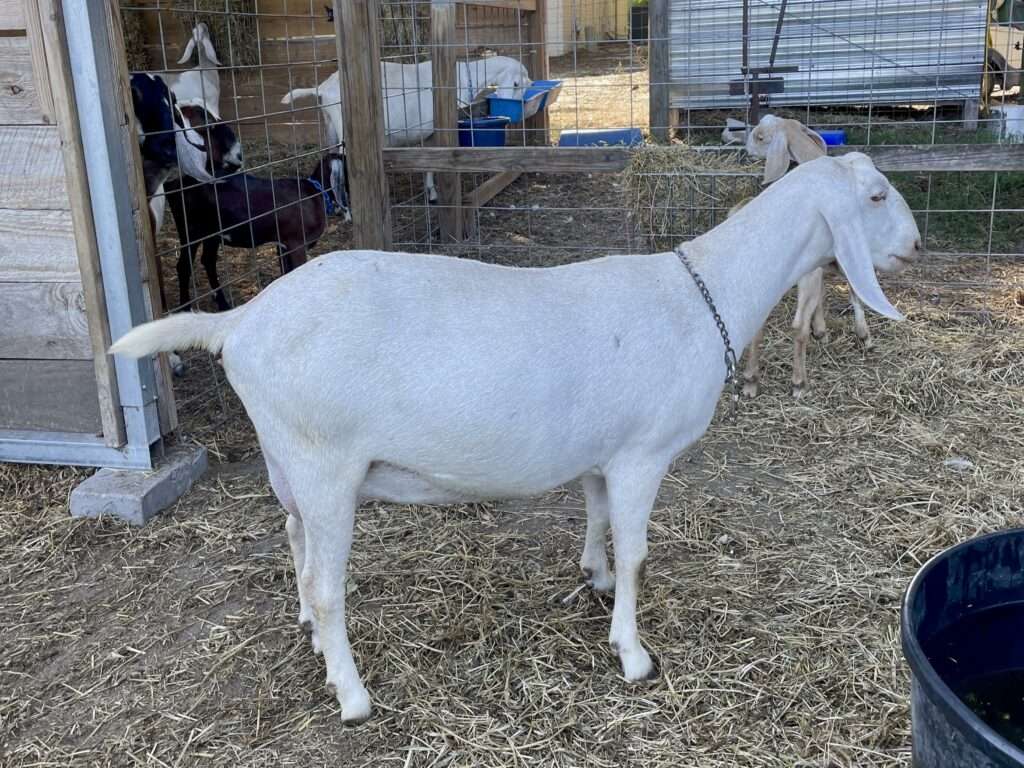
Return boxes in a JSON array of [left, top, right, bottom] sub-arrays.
[[200, 238, 232, 311], [289, 459, 372, 723], [791, 269, 825, 398], [264, 447, 318, 643], [580, 475, 614, 592]]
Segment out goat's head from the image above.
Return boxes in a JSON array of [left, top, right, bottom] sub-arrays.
[[746, 114, 827, 184], [312, 149, 350, 222], [470, 56, 531, 104], [176, 100, 243, 177], [131, 73, 216, 184], [781, 154, 922, 319], [177, 22, 221, 66]]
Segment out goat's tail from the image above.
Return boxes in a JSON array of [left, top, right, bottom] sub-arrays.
[[280, 87, 319, 106], [109, 307, 245, 359]]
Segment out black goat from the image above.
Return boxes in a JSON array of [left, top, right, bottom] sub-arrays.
[[165, 155, 336, 311]]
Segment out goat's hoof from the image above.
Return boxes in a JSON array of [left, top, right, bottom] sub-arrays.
[[792, 384, 806, 399], [311, 629, 322, 655], [860, 336, 875, 350], [742, 380, 759, 398], [170, 354, 187, 378], [618, 645, 657, 682], [812, 330, 829, 343], [330, 683, 372, 724], [581, 567, 615, 593]]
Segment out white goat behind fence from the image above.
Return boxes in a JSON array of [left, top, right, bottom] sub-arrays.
[[111, 154, 922, 722], [281, 56, 531, 202]]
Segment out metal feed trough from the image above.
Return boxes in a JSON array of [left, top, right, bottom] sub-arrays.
[[667, 0, 989, 112]]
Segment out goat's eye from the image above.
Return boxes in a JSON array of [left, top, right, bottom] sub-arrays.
[[871, 192, 887, 203]]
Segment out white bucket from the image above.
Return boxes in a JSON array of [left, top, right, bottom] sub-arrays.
[[992, 105, 1024, 141]]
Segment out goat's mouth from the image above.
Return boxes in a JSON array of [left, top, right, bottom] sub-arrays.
[[888, 253, 914, 271]]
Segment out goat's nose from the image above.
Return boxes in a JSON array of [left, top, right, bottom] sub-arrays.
[[914, 239, 922, 252]]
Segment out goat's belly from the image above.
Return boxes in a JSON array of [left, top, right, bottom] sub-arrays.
[[359, 461, 550, 505]]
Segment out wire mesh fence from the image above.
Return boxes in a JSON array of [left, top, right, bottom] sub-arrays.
[[119, 0, 1022, 444]]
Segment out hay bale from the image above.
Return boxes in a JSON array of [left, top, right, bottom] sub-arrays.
[[121, 10, 151, 72], [624, 144, 762, 251]]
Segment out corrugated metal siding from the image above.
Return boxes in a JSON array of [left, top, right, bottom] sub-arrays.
[[668, 0, 988, 109]]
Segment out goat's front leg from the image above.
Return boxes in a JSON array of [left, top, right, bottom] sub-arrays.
[[279, 244, 308, 275], [606, 462, 665, 682], [292, 463, 371, 722], [791, 269, 825, 398], [580, 475, 614, 592], [849, 291, 873, 349], [425, 172, 438, 204], [742, 326, 765, 397]]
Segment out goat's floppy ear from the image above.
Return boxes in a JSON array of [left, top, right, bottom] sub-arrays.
[[762, 131, 791, 185], [201, 34, 221, 66], [818, 163, 904, 321], [784, 120, 827, 164], [177, 36, 197, 65]]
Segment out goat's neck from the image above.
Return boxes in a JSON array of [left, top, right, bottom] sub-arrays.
[[683, 194, 831, 354]]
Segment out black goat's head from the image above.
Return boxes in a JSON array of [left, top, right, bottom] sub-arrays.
[[177, 102, 243, 177]]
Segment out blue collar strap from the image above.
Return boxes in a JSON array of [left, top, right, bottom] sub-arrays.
[[307, 177, 335, 216]]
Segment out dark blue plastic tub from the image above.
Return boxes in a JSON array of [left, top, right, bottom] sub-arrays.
[[818, 129, 847, 146], [558, 127, 644, 147], [458, 116, 511, 147], [902, 528, 1024, 767]]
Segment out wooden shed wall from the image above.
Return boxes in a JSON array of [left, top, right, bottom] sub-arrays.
[[0, 0, 119, 440], [125, 1, 536, 145]]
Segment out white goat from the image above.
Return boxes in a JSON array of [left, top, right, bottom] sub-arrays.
[[163, 23, 222, 116], [728, 115, 884, 397], [110, 153, 921, 722], [281, 56, 531, 203]]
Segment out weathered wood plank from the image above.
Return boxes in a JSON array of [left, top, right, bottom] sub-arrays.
[[648, 0, 669, 143], [832, 143, 1024, 173], [24, 0, 54, 122], [336, 0, 392, 249], [0, 0, 25, 31], [465, 169, 520, 209], [0, 282, 92, 359], [0, 125, 68, 209], [384, 144, 1024, 174], [37, 0, 125, 445], [0, 359, 102, 433], [432, 0, 463, 242], [0, 36, 44, 125], [384, 146, 632, 172], [0, 208, 79, 281]]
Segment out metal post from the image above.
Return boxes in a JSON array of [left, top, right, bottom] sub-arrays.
[[62, 1, 161, 466]]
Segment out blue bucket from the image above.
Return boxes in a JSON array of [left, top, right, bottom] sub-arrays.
[[558, 128, 644, 147], [458, 116, 511, 147], [817, 129, 847, 146]]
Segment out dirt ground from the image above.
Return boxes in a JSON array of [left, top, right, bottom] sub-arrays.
[[3, 43, 1024, 768]]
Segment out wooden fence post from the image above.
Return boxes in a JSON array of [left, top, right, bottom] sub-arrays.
[[334, 0, 392, 250], [431, 0, 463, 242], [525, 0, 549, 145], [648, 0, 670, 143]]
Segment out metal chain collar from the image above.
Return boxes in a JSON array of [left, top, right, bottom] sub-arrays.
[[674, 247, 743, 422]]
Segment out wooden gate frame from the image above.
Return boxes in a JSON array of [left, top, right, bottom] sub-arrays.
[[0, 0, 173, 469]]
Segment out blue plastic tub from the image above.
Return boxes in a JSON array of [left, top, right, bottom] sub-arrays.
[[558, 128, 644, 147], [818, 129, 847, 146], [487, 80, 563, 124], [458, 116, 511, 147]]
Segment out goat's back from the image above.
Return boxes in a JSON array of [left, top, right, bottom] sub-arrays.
[[219, 250, 721, 484]]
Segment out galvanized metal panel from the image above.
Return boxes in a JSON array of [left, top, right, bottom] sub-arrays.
[[668, 0, 987, 109]]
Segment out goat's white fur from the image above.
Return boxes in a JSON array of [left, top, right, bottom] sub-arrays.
[[281, 57, 530, 203], [110, 154, 920, 722], [738, 115, 893, 397]]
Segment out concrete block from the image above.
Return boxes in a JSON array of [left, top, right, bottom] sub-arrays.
[[70, 445, 208, 526]]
